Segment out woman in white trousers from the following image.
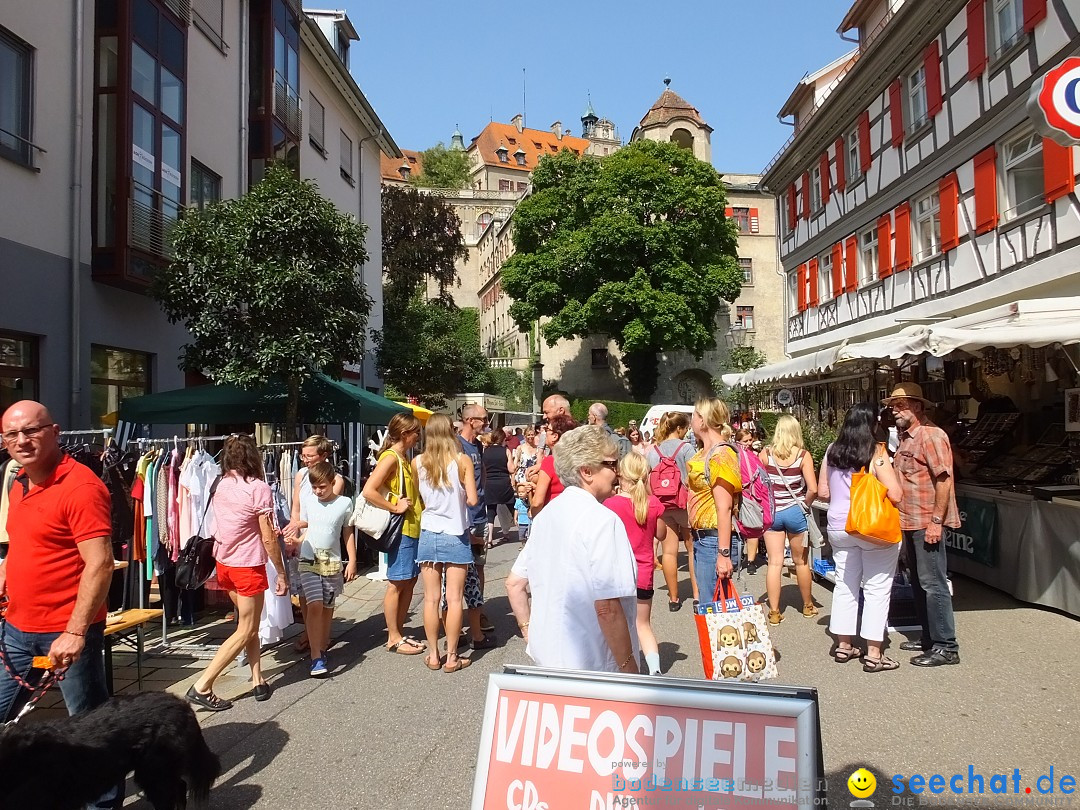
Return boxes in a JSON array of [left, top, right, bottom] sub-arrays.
[[818, 403, 903, 672]]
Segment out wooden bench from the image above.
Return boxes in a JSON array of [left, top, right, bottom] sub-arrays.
[[104, 608, 163, 695]]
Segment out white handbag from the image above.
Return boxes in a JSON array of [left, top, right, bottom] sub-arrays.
[[351, 452, 406, 536]]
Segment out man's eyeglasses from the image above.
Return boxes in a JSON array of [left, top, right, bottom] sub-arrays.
[[469, 416, 489, 424], [1, 424, 54, 444], [599, 459, 619, 472]]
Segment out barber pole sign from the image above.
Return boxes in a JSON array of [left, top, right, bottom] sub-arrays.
[[1029, 57, 1080, 146]]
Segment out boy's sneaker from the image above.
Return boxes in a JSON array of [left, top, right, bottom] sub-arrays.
[[310, 657, 328, 677]]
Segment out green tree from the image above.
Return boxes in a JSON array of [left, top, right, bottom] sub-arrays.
[[152, 164, 371, 438], [413, 143, 470, 190], [381, 185, 466, 308], [501, 140, 742, 400], [715, 345, 769, 413]]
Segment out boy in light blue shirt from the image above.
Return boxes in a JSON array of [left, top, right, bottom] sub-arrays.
[[514, 482, 532, 547]]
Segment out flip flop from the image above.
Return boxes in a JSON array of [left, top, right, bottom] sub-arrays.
[[443, 656, 473, 673], [387, 638, 425, 655]]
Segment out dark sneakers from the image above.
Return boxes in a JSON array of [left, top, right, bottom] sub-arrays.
[[910, 649, 960, 667], [898, 640, 928, 652]]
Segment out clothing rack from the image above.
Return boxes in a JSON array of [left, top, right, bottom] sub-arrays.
[[260, 440, 339, 449], [59, 428, 114, 436]]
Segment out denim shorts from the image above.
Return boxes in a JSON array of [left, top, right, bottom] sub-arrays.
[[417, 528, 473, 565], [769, 504, 809, 535], [386, 533, 419, 581]]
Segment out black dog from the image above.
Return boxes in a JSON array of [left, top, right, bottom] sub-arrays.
[[0, 691, 221, 809]]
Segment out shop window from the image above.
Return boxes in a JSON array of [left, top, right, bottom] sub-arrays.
[[1002, 129, 1043, 221], [859, 227, 878, 285], [738, 257, 753, 285], [809, 167, 822, 213], [90, 345, 150, 427], [309, 93, 325, 152], [0, 332, 38, 410], [731, 207, 751, 232], [846, 128, 861, 183], [914, 188, 941, 261], [591, 348, 609, 369], [819, 253, 832, 303], [907, 63, 928, 131], [190, 159, 220, 209], [990, 0, 1024, 58], [736, 306, 755, 331], [0, 27, 34, 168], [340, 130, 353, 184]]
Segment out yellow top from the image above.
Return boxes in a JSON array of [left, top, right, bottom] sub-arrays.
[[686, 445, 742, 530], [380, 449, 422, 539]]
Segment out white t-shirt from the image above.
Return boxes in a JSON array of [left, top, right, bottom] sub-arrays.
[[299, 494, 353, 562], [511, 486, 638, 672]]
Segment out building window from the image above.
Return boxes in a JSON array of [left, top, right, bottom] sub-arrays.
[[272, 0, 301, 136], [731, 207, 751, 232], [192, 0, 225, 51], [90, 345, 150, 427], [477, 211, 492, 236], [819, 253, 833, 303], [736, 306, 755, 331], [859, 227, 878, 285], [591, 348, 609, 369], [335, 23, 350, 68], [914, 188, 940, 261], [515, 152, 526, 166], [0, 332, 38, 409], [847, 128, 861, 182], [190, 159, 221, 209], [497, 148, 508, 163], [738, 257, 753, 285], [0, 27, 33, 167], [788, 272, 799, 311], [990, 0, 1024, 57], [1002, 129, 1043, 220], [498, 179, 511, 192], [516, 181, 528, 192], [309, 93, 325, 152], [340, 130, 353, 184], [907, 63, 928, 130], [810, 167, 822, 212]]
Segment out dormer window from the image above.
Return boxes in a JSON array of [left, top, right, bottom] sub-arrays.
[[335, 25, 349, 68], [496, 143, 508, 163], [398, 161, 411, 181], [514, 147, 526, 166]]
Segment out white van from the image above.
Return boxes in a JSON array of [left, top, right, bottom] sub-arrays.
[[638, 404, 696, 442]]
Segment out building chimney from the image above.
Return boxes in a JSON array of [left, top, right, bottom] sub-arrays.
[[511, 114, 524, 133], [551, 121, 563, 140]]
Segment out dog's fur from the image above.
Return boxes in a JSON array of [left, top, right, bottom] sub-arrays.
[[0, 691, 220, 810]]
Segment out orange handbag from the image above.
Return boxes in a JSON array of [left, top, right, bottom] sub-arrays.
[[845, 467, 902, 545]]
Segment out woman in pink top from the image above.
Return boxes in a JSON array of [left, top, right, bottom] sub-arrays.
[[187, 436, 288, 712], [605, 453, 666, 675]]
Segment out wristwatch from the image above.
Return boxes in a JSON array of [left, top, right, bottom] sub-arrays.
[[931, 516, 943, 525], [719, 548, 731, 558]]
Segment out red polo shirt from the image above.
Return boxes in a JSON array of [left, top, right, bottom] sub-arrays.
[[5, 454, 112, 632]]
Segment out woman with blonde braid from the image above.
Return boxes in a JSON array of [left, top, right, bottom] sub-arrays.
[[361, 413, 425, 654], [605, 453, 666, 675]]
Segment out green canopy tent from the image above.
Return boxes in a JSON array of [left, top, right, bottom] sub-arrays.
[[117, 373, 407, 425]]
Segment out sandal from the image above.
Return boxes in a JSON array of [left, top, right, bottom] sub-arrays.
[[863, 655, 900, 673], [186, 685, 233, 712], [668, 600, 682, 612], [293, 636, 310, 654], [833, 645, 862, 663], [443, 655, 473, 673], [424, 655, 445, 671], [768, 610, 784, 626], [802, 603, 819, 617], [387, 638, 425, 655]]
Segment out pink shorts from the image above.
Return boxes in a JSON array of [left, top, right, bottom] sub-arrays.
[[215, 562, 268, 597]]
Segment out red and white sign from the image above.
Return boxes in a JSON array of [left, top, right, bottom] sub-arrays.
[[1030, 57, 1080, 146], [473, 670, 822, 810]]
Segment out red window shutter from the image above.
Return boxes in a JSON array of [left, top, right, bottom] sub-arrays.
[[967, 0, 987, 80], [889, 79, 905, 147], [858, 111, 872, 172], [725, 207, 733, 217], [808, 258, 819, 307], [894, 202, 912, 272], [831, 242, 844, 298], [820, 152, 831, 204], [1024, 0, 1047, 31], [845, 235, 859, 292], [749, 208, 760, 233], [939, 172, 960, 251], [1043, 138, 1076, 204], [973, 145, 999, 234], [877, 214, 893, 278], [801, 171, 811, 220], [924, 41, 943, 118], [835, 136, 847, 192], [797, 264, 807, 311], [788, 184, 798, 231]]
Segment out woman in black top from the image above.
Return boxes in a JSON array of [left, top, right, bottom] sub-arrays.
[[482, 428, 516, 547]]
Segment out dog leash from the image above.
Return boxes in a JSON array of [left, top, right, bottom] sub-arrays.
[[0, 616, 66, 725]]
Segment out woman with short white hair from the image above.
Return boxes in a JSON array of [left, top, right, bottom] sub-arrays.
[[505, 426, 639, 673]]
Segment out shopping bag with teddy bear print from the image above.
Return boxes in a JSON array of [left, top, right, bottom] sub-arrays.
[[694, 579, 778, 682]]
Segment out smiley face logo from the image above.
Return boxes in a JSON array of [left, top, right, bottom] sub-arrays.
[[847, 768, 876, 798]]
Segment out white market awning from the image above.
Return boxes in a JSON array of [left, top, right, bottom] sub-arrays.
[[723, 346, 844, 387], [837, 326, 931, 362], [924, 298, 1080, 355]]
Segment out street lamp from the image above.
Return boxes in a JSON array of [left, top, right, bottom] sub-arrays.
[[726, 322, 747, 349]]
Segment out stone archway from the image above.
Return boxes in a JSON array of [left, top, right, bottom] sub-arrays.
[[674, 368, 712, 404]]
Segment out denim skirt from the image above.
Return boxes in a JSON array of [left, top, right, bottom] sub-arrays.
[[417, 528, 473, 565]]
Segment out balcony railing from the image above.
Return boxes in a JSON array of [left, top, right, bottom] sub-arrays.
[[129, 181, 182, 258], [274, 75, 302, 135]]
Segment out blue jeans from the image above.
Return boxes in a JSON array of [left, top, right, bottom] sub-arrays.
[[902, 529, 959, 654], [0, 620, 120, 809], [693, 531, 743, 604]]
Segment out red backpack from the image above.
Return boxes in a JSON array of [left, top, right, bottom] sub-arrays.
[[650, 441, 688, 510]]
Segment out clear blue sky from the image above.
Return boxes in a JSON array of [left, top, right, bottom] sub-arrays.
[[345, 1, 858, 174]]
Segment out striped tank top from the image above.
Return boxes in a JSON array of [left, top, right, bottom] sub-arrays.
[[765, 450, 806, 510]]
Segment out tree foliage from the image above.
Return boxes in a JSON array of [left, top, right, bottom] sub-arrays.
[[715, 345, 770, 412], [152, 164, 371, 437], [413, 143, 470, 190], [381, 185, 467, 308], [501, 139, 743, 400]]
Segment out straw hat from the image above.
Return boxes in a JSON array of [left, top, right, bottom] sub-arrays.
[[882, 382, 934, 406]]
